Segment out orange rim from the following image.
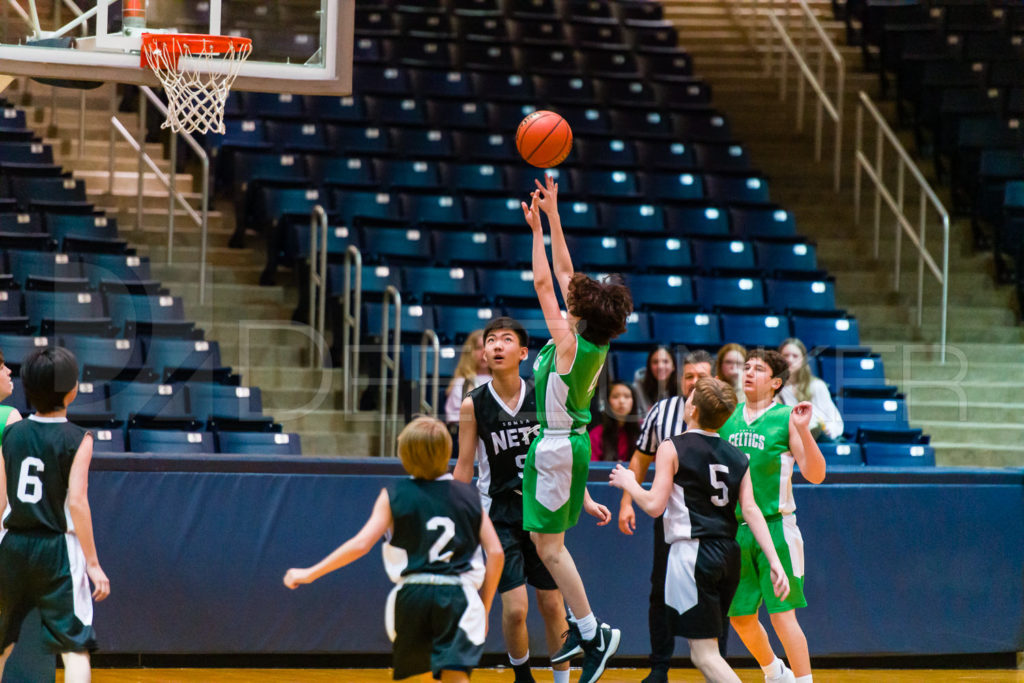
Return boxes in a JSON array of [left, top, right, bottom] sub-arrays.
[[141, 33, 252, 68]]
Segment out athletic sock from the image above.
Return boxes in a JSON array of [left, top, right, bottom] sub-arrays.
[[509, 651, 529, 666], [761, 657, 783, 680], [576, 612, 598, 641], [795, 676, 813, 683], [552, 668, 570, 683]]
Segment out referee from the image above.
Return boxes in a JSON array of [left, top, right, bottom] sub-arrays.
[[617, 349, 714, 683]]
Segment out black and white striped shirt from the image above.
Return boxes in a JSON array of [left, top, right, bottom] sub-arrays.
[[635, 395, 688, 456]]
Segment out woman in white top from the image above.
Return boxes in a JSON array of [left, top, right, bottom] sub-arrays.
[[778, 338, 844, 441], [444, 329, 491, 426]]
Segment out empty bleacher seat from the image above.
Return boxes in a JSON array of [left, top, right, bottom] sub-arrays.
[[720, 312, 790, 348], [217, 431, 302, 455], [128, 429, 215, 454]]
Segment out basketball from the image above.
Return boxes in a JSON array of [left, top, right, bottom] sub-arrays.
[[516, 110, 573, 168]]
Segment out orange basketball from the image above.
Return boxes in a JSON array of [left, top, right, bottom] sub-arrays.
[[516, 110, 573, 168]]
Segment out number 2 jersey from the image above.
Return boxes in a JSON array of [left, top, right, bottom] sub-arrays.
[[467, 378, 540, 527], [663, 430, 750, 543], [383, 475, 485, 588], [1, 416, 89, 535]]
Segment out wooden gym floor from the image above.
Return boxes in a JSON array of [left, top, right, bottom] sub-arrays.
[[57, 668, 1024, 682]]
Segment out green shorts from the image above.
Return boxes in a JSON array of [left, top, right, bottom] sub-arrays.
[[727, 515, 807, 617], [522, 432, 590, 534]]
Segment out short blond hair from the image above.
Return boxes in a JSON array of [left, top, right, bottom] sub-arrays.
[[691, 377, 738, 430], [397, 417, 452, 480]]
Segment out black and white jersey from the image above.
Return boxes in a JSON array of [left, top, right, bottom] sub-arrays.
[[636, 395, 688, 456], [468, 378, 540, 526], [383, 475, 484, 583], [1, 416, 88, 535], [663, 430, 750, 542]]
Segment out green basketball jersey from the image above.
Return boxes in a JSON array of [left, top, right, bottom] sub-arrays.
[[532, 334, 607, 432], [719, 402, 795, 522]]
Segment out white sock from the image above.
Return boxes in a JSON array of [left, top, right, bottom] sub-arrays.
[[761, 657, 783, 680], [552, 669, 570, 683], [576, 612, 598, 641], [509, 651, 529, 666], [795, 676, 812, 683]]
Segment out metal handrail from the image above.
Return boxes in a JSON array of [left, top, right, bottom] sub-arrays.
[[308, 205, 328, 369], [108, 85, 211, 302], [853, 91, 949, 363], [764, 4, 845, 191], [379, 285, 402, 458], [341, 245, 363, 414], [418, 330, 440, 418]]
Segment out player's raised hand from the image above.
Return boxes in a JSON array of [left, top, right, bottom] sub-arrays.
[[768, 560, 791, 600], [283, 567, 313, 589], [618, 502, 636, 535], [87, 563, 110, 602], [533, 174, 559, 215], [521, 190, 542, 232], [790, 401, 814, 431]]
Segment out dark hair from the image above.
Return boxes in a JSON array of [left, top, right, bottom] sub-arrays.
[[745, 348, 789, 395], [599, 380, 641, 461], [683, 349, 714, 368], [690, 377, 738, 430], [566, 273, 633, 347], [482, 316, 528, 348], [640, 345, 678, 407], [23, 346, 79, 413]]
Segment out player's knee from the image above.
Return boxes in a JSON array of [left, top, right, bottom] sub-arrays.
[[729, 614, 758, 633], [535, 590, 564, 619], [503, 599, 529, 625], [768, 609, 802, 634]]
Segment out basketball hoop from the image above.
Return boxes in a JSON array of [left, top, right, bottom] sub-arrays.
[[141, 33, 252, 135]]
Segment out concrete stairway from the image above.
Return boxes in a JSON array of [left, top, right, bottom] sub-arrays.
[[5, 78, 378, 456], [663, 0, 1024, 467]]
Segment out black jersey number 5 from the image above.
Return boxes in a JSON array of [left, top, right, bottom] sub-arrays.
[[709, 464, 730, 507], [426, 516, 456, 563], [16, 457, 45, 504]]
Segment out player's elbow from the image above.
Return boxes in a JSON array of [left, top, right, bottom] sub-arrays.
[[486, 544, 504, 564], [805, 469, 826, 485], [741, 501, 760, 521]]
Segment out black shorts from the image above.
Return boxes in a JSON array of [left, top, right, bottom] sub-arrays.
[[0, 530, 98, 654], [664, 537, 740, 640], [495, 521, 557, 594], [387, 583, 484, 680]]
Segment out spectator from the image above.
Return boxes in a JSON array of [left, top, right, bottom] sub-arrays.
[[633, 346, 678, 416], [778, 338, 844, 441], [590, 381, 641, 462], [444, 330, 491, 426], [715, 343, 746, 397]]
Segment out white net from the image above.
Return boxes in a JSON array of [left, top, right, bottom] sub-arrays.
[[143, 36, 252, 135]]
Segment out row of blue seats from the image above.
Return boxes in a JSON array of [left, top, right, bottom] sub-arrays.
[[815, 439, 935, 467], [0, 250, 147, 288], [356, 0, 665, 21], [91, 429, 301, 456], [0, 289, 192, 337]]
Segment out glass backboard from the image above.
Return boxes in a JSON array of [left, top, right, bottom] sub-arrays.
[[0, 0, 352, 95]]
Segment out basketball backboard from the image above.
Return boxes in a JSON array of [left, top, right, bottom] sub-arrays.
[[0, 0, 352, 95]]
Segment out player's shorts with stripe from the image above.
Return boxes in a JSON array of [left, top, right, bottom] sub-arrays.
[[522, 431, 590, 534], [728, 515, 807, 617], [0, 530, 97, 653], [494, 521, 558, 594], [385, 580, 485, 680], [665, 537, 741, 640]]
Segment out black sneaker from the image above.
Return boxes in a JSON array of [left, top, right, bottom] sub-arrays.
[[550, 622, 584, 664], [512, 661, 535, 683], [641, 668, 669, 683], [579, 623, 621, 683]]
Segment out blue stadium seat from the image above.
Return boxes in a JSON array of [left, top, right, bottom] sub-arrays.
[[368, 95, 429, 126], [579, 169, 641, 199], [534, 74, 599, 105], [62, 335, 151, 382], [562, 235, 629, 269], [816, 441, 864, 466], [91, 427, 126, 454], [466, 196, 527, 227], [330, 189, 404, 225], [665, 205, 728, 236], [432, 231, 501, 265], [404, 342, 460, 383], [188, 383, 266, 423], [672, 111, 732, 143], [144, 338, 228, 383], [487, 102, 541, 131], [754, 240, 818, 272], [209, 118, 268, 153], [24, 290, 110, 335], [604, 202, 665, 234], [325, 124, 393, 155], [838, 388, 909, 437], [80, 253, 153, 289], [45, 214, 119, 248], [405, 193, 467, 225], [616, 311, 653, 346], [626, 236, 692, 270], [691, 238, 756, 271], [610, 109, 675, 138], [452, 131, 517, 162], [105, 293, 193, 337], [479, 268, 538, 303], [720, 312, 790, 348], [9, 251, 82, 288], [412, 69, 474, 98], [628, 273, 695, 309], [352, 65, 412, 95], [287, 223, 356, 264], [704, 174, 771, 205], [730, 207, 797, 238], [645, 172, 705, 201], [577, 138, 638, 168], [611, 349, 649, 382], [765, 277, 836, 312], [402, 265, 479, 300], [817, 349, 886, 393], [353, 37, 383, 64], [128, 429, 215, 454], [245, 92, 307, 120], [217, 431, 302, 456], [637, 140, 697, 170], [394, 128, 455, 159], [696, 275, 765, 309], [432, 304, 499, 342], [0, 212, 43, 233], [363, 301, 434, 338], [0, 141, 52, 165], [791, 311, 860, 349], [304, 94, 368, 123], [109, 381, 190, 421], [312, 156, 377, 189], [506, 166, 573, 194], [264, 122, 329, 153], [427, 100, 489, 129], [652, 311, 722, 346], [860, 433, 935, 467], [0, 376, 28, 415], [360, 226, 430, 263], [9, 177, 89, 212], [694, 143, 752, 172], [444, 163, 507, 193], [253, 186, 324, 238], [67, 380, 111, 418], [328, 264, 401, 298], [0, 334, 50, 370], [469, 72, 534, 102]]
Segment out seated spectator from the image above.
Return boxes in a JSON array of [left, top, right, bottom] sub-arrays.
[[715, 342, 747, 397], [443, 330, 490, 427], [590, 381, 640, 462], [632, 345, 678, 416], [778, 338, 844, 441]]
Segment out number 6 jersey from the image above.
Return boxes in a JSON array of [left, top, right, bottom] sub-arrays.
[[663, 430, 750, 543], [383, 475, 485, 586]]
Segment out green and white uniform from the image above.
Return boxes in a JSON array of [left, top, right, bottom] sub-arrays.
[[522, 334, 607, 533], [719, 402, 807, 615]]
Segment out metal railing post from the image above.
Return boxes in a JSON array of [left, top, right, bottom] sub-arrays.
[[308, 205, 328, 369], [419, 330, 440, 418], [379, 285, 402, 458], [136, 92, 146, 233], [341, 245, 363, 414]]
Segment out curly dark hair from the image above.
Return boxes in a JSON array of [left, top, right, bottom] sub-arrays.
[[746, 348, 789, 395], [566, 273, 634, 347]]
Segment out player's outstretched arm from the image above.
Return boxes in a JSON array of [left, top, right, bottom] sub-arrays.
[[617, 450, 653, 535], [532, 175, 574, 302], [478, 511, 505, 622], [67, 434, 110, 602], [453, 396, 477, 484], [283, 488, 392, 589], [789, 402, 826, 484], [739, 472, 790, 600], [609, 440, 676, 518], [523, 192, 574, 353]]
